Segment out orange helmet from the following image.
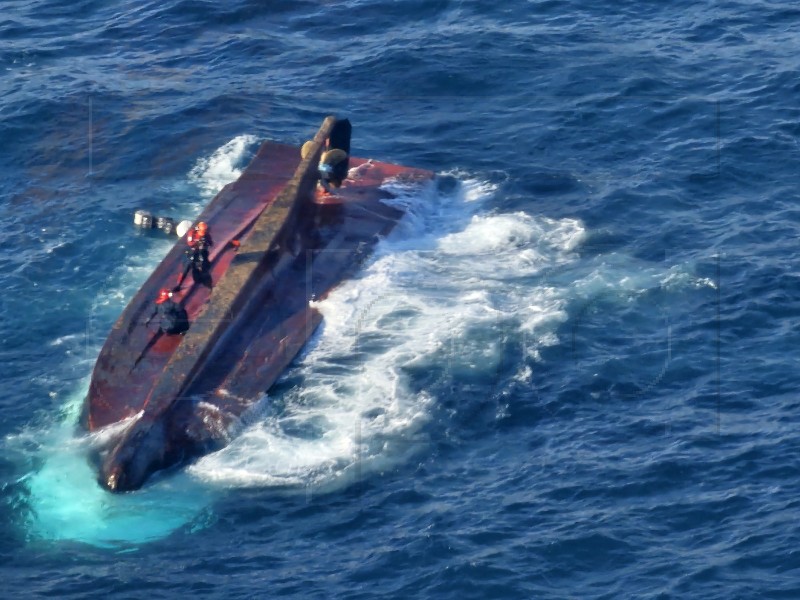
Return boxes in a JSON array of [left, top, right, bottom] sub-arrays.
[[196, 221, 208, 234], [156, 289, 172, 304]]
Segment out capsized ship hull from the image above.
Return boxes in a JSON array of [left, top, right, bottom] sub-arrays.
[[82, 117, 432, 491]]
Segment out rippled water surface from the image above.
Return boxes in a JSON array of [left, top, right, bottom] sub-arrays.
[[2, 1, 799, 598]]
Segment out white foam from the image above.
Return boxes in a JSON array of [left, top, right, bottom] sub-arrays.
[[49, 333, 81, 347], [660, 267, 718, 290], [86, 411, 142, 449], [23, 157, 602, 528], [12, 137, 253, 547], [188, 135, 259, 200], [186, 172, 711, 496], [10, 381, 209, 548], [189, 178, 586, 492]]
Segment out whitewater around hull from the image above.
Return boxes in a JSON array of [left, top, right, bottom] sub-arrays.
[[82, 117, 433, 492]]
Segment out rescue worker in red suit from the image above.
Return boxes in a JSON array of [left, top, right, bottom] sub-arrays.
[[145, 289, 189, 335], [176, 221, 214, 289]]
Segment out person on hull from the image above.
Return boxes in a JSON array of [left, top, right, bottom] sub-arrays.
[[145, 288, 189, 335], [318, 147, 349, 193], [302, 139, 349, 194], [176, 221, 214, 289], [132, 288, 189, 369]]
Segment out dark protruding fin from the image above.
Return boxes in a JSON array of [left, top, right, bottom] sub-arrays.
[[329, 118, 351, 155]]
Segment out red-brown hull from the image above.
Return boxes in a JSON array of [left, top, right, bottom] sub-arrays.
[[82, 117, 432, 491]]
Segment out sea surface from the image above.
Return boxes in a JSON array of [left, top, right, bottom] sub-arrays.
[[1, 0, 799, 598]]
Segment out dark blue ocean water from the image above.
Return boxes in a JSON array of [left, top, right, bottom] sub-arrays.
[[2, 0, 800, 597]]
